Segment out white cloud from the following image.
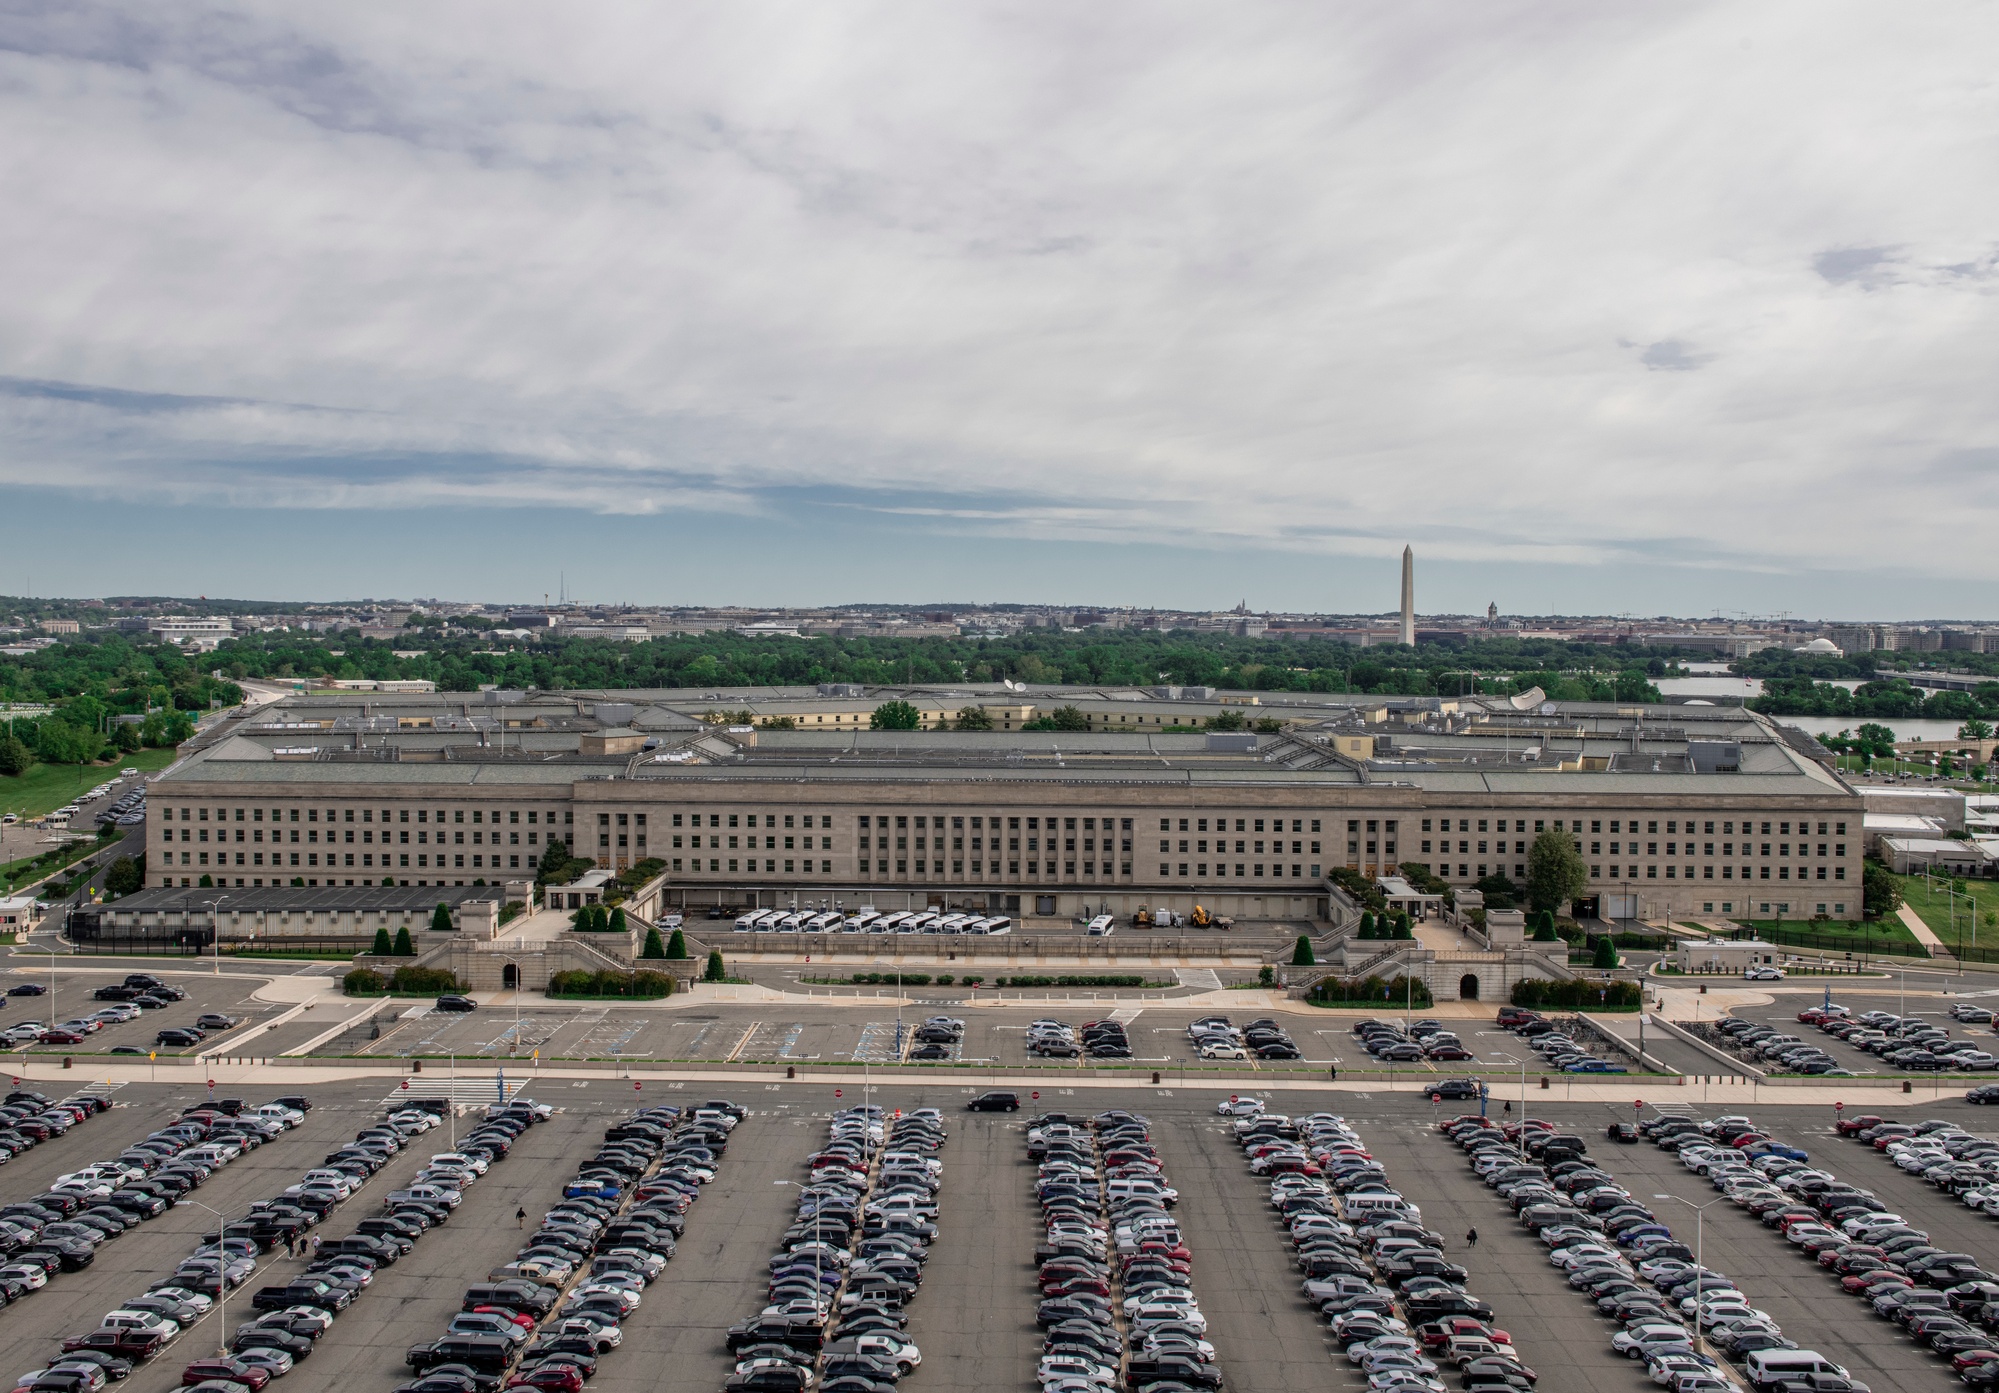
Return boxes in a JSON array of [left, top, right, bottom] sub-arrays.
[[1, 1, 1997, 588]]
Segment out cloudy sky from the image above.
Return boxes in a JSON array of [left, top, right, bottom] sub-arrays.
[[1, 2, 1995, 618]]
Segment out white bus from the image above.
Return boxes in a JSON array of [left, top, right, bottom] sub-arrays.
[[805, 912, 842, 932], [1086, 914, 1116, 936], [935, 914, 972, 934], [981, 916, 1013, 936], [732, 911, 762, 932], [842, 912, 878, 934], [906, 911, 941, 933], [874, 912, 911, 934]]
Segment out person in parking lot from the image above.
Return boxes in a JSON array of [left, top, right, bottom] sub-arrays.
[[1465, 1227, 1478, 1249]]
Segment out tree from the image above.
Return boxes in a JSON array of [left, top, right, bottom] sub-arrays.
[[1591, 935, 1619, 970], [381, 875, 395, 887], [1525, 828, 1589, 917], [640, 927, 666, 959], [1532, 910, 1560, 942], [371, 927, 393, 956], [954, 706, 993, 731], [1961, 719, 1995, 741], [392, 926, 414, 956], [33, 719, 98, 779], [110, 723, 141, 754], [1204, 711, 1248, 732], [1473, 873, 1517, 911], [0, 734, 31, 776], [703, 949, 726, 982], [609, 906, 628, 934], [537, 839, 572, 881], [103, 855, 141, 897], [1393, 912, 1413, 939], [1862, 860, 1902, 919], [870, 701, 922, 731], [1291, 935, 1316, 966], [1356, 910, 1376, 940], [430, 902, 453, 933], [665, 928, 689, 959], [198, 873, 213, 888]]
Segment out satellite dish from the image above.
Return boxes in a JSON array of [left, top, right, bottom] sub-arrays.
[[1538, 702, 1557, 716]]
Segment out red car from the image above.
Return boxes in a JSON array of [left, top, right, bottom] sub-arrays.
[[506, 1368, 583, 1393], [1953, 1351, 1999, 1373], [1836, 1114, 1885, 1136], [183, 1360, 271, 1390], [38, 1030, 87, 1045]]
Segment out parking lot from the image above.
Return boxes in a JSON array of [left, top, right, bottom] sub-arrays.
[[0, 963, 312, 1059], [3, 1070, 1992, 1393], [1717, 990, 1999, 1076]]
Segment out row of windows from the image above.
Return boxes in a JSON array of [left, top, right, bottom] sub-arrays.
[[1433, 860, 1848, 884], [161, 805, 573, 825], [167, 850, 529, 871], [1417, 838, 1849, 860], [1418, 815, 1848, 837], [166, 826, 557, 848]]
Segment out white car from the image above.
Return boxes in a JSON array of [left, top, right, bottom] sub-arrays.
[[1743, 967, 1785, 981], [1199, 1042, 1249, 1060], [1214, 1097, 1265, 1117]]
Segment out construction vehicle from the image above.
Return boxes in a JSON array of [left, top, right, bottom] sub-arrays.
[[1189, 905, 1234, 931]]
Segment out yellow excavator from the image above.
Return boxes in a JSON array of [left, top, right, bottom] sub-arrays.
[[1189, 905, 1235, 930]]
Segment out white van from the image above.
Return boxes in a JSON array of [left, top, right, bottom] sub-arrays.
[[1744, 1352, 1848, 1390], [1086, 915, 1115, 936], [1343, 1193, 1419, 1222]]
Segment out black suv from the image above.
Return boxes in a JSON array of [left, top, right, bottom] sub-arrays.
[[966, 1092, 1019, 1113], [1425, 1079, 1481, 1101]]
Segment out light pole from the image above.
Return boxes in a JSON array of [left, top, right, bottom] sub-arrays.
[[178, 1198, 246, 1356], [1488, 1054, 1529, 1153], [1654, 1192, 1723, 1356], [203, 895, 229, 975]]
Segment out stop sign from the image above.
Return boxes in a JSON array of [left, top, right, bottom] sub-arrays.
[[633, 1081, 642, 1092], [1229, 1094, 1238, 1103], [400, 1081, 410, 1090], [834, 1089, 842, 1099], [1634, 1100, 1643, 1111], [1031, 1091, 1040, 1101], [1835, 1101, 1845, 1112]]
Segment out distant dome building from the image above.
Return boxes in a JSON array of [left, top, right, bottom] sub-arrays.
[[1796, 637, 1840, 655]]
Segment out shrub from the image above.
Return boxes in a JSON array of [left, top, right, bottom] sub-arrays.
[[548, 970, 674, 999], [934, 974, 954, 986], [1307, 973, 1433, 1008], [430, 903, 453, 933], [371, 927, 393, 956], [343, 967, 386, 995], [1509, 978, 1642, 1009], [1356, 911, 1377, 940], [1258, 965, 1275, 986], [392, 926, 414, 956], [609, 906, 628, 934], [1393, 912, 1413, 939], [640, 927, 666, 959], [389, 966, 461, 994], [1591, 936, 1620, 970], [703, 950, 726, 982], [1291, 935, 1316, 966], [993, 974, 1146, 988], [959, 975, 983, 987]]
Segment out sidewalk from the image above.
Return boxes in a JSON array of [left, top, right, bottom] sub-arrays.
[[1897, 903, 1951, 955]]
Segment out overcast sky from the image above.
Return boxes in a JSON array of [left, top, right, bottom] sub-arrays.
[[2, 2, 1995, 618]]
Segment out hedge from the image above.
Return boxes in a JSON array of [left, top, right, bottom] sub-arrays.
[[343, 965, 463, 996], [993, 974, 1148, 988], [548, 969, 675, 999], [847, 972, 932, 986], [1510, 978, 1642, 1009], [1306, 973, 1434, 1008]]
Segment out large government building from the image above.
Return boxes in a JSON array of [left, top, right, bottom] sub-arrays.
[[144, 683, 1864, 924]]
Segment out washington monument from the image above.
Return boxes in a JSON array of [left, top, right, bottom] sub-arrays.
[[1399, 545, 1415, 646]]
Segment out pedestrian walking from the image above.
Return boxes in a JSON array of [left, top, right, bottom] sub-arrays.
[[517, 1207, 527, 1229], [1465, 1227, 1479, 1249], [310, 1234, 321, 1257]]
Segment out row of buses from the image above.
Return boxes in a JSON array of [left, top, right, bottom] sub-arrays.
[[730, 908, 1014, 935]]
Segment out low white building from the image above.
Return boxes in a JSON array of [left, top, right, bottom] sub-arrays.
[[1879, 837, 1998, 876], [1676, 937, 1785, 971]]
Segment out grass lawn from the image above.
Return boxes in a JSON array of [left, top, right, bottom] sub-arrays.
[[1728, 916, 1923, 952], [0, 748, 176, 821], [1895, 871, 1999, 953]]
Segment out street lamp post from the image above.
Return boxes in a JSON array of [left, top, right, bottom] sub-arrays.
[[178, 1199, 246, 1356], [1488, 1054, 1529, 1155], [203, 895, 229, 975], [1654, 1192, 1723, 1356]]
